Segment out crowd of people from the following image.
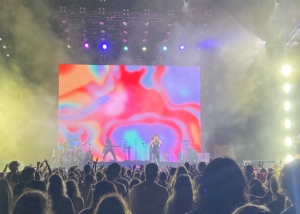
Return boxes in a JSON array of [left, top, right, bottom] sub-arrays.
[[0, 157, 299, 214]]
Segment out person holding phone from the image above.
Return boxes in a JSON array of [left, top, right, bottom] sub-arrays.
[[150, 134, 162, 166]]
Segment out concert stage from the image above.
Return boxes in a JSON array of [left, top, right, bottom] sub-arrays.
[[57, 65, 201, 163]]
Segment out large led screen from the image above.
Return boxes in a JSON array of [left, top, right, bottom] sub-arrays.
[[58, 65, 201, 162]]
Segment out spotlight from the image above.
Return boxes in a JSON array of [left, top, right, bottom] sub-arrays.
[[144, 22, 149, 26], [184, 0, 190, 3], [123, 39, 127, 43], [163, 46, 167, 51], [102, 44, 108, 50], [124, 46, 128, 51], [285, 137, 292, 147], [99, 22, 104, 25], [284, 83, 291, 93], [263, 41, 266, 44], [284, 101, 291, 111], [123, 21, 128, 26], [143, 39, 147, 42], [282, 65, 291, 76], [275, 0, 281, 5], [3, 46, 6, 49], [142, 47, 147, 51], [256, 50, 259, 53], [67, 45, 71, 48], [285, 119, 291, 129], [285, 155, 294, 163], [6, 54, 9, 57], [84, 43, 89, 48], [0, 38, 2, 41], [180, 45, 185, 50]]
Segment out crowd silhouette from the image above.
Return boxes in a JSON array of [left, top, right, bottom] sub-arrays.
[[0, 157, 299, 214]]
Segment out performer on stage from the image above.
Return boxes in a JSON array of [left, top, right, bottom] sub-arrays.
[[150, 134, 162, 166], [103, 137, 117, 162]]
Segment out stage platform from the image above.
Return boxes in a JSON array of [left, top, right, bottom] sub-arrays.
[[50, 161, 180, 170]]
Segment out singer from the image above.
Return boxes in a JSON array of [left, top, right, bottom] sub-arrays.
[[150, 134, 162, 166]]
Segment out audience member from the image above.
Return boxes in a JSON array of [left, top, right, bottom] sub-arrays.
[[244, 165, 254, 185], [129, 179, 140, 190], [157, 172, 168, 187], [164, 174, 193, 214], [193, 161, 206, 187], [232, 204, 272, 214], [0, 178, 13, 214], [265, 175, 285, 214], [167, 166, 188, 193], [24, 180, 46, 192], [13, 190, 52, 214], [66, 180, 84, 214], [47, 174, 75, 214], [95, 171, 105, 182], [80, 174, 94, 205], [129, 163, 168, 214], [80, 180, 117, 214], [279, 159, 300, 214], [95, 194, 131, 214], [188, 157, 248, 214], [106, 163, 128, 198], [13, 166, 35, 196], [5, 161, 20, 182]]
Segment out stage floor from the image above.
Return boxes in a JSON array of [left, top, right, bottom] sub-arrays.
[[50, 161, 180, 170]]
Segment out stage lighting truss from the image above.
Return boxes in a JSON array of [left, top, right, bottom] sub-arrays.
[[287, 20, 300, 46], [56, 1, 212, 53]]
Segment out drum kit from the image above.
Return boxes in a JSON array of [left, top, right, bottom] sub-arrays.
[[52, 139, 92, 163]]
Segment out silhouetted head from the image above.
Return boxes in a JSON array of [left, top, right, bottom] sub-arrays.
[[8, 161, 20, 172], [232, 204, 271, 214], [0, 178, 13, 214], [22, 167, 35, 182], [24, 180, 46, 192], [279, 159, 300, 204], [250, 179, 265, 197], [133, 172, 141, 180], [184, 162, 191, 171], [174, 175, 193, 199], [196, 157, 248, 214], [197, 161, 207, 173], [13, 190, 52, 214], [159, 172, 167, 182], [145, 163, 159, 181], [270, 175, 279, 195], [107, 163, 121, 180], [66, 180, 81, 201], [84, 174, 95, 186], [129, 179, 141, 190], [96, 171, 105, 182], [92, 181, 117, 207], [47, 174, 66, 199], [170, 167, 176, 176], [84, 165, 91, 175], [95, 194, 130, 214]]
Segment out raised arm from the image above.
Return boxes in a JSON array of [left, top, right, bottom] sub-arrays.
[[3, 164, 8, 173]]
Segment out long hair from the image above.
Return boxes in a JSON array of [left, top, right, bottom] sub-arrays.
[[47, 174, 67, 201], [195, 158, 248, 214], [95, 194, 131, 214], [0, 178, 13, 214], [164, 175, 193, 214], [13, 190, 52, 214], [91, 181, 117, 209], [167, 166, 188, 193], [66, 180, 81, 202]]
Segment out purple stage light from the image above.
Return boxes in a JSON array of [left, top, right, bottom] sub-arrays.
[[180, 45, 185, 50], [102, 44, 108, 50], [123, 31, 128, 34], [143, 39, 147, 42], [123, 39, 127, 43], [84, 43, 89, 48]]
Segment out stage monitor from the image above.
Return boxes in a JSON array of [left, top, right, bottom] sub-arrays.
[[58, 65, 200, 162]]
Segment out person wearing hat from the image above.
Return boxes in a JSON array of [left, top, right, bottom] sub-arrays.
[[5, 161, 20, 182]]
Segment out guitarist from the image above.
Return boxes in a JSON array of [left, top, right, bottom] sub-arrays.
[[103, 137, 117, 162]]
